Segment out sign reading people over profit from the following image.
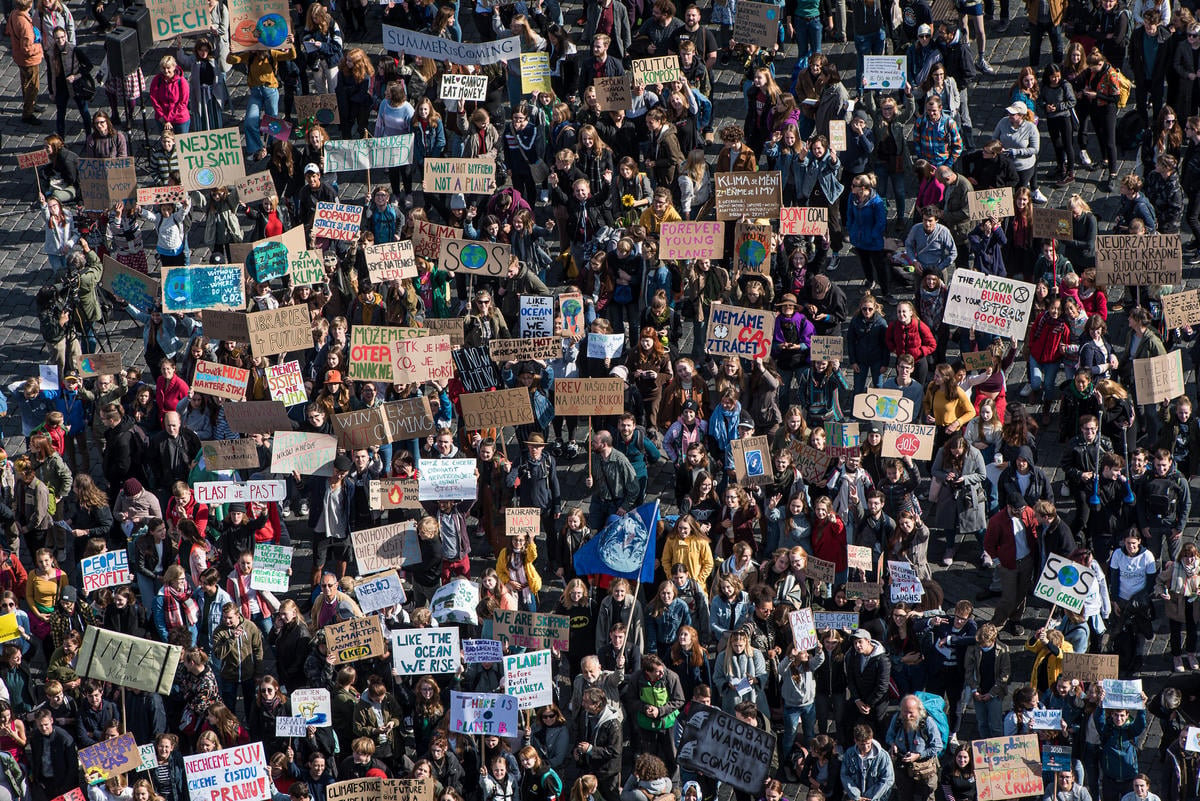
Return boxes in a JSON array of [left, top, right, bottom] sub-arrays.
[[714, 171, 783, 220], [554, 377, 625, 415], [162, 264, 245, 314], [943, 270, 1036, 340], [352, 522, 422, 575], [503, 649, 554, 709], [184, 743, 272, 801], [678, 706, 777, 793], [424, 158, 496, 194], [659, 221, 724, 259], [704, 304, 776, 360], [1095, 233, 1184, 286], [972, 735, 1043, 801], [450, 692, 519, 736], [81, 549, 131, 593], [392, 627, 461, 674], [492, 610, 570, 650], [1034, 553, 1095, 613], [381, 26, 519, 63], [77, 628, 181, 694], [177, 127, 246, 190], [324, 615, 387, 663], [311, 202, 363, 241], [1133, 349, 1185, 406]]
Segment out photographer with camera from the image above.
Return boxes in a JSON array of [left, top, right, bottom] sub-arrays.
[[36, 282, 80, 384], [72, 237, 104, 356]]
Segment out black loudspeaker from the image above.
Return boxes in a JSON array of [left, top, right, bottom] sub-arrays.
[[121, 4, 152, 52], [105, 26, 140, 77]]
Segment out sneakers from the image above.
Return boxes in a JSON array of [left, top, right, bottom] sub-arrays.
[[1189, 655, 1199, 671], [1032, 188, 1048, 204], [1020, 383, 1035, 398], [976, 57, 996, 75], [1080, 151, 1095, 169], [1188, 251, 1200, 265], [551, 440, 564, 458], [1056, 171, 1075, 186], [1177, 656, 1187, 672], [942, 548, 956, 566], [826, 253, 841, 272], [300, 500, 309, 516], [982, 552, 995, 569]]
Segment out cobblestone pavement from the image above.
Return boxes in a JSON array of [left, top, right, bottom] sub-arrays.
[[0, 0, 1188, 761]]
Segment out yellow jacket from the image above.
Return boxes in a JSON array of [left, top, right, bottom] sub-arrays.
[[923, 386, 977, 429], [226, 46, 295, 89], [497, 542, 542, 596], [1025, 637, 1074, 689], [660, 534, 715, 586]]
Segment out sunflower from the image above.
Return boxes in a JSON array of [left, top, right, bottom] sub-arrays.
[[621, 194, 635, 208]]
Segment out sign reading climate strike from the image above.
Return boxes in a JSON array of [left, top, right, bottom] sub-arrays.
[[704, 304, 776, 360]]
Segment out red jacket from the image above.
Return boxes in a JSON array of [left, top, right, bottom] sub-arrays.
[[885, 318, 937, 360], [155, 374, 190, 424], [1027, 311, 1071, 365], [812, 517, 848, 571], [983, 506, 1040, 569], [149, 73, 190, 125]]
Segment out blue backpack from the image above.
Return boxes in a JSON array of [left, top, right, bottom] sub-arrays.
[[914, 691, 951, 757]]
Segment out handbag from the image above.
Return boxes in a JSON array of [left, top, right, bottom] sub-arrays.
[[529, 158, 550, 184], [904, 756, 939, 784], [72, 69, 97, 101]]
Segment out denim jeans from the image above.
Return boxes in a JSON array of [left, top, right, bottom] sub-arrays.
[[1027, 357, 1062, 402], [781, 704, 816, 759], [792, 16, 823, 70], [973, 695, 1003, 738], [854, 30, 886, 86], [245, 85, 280, 156], [852, 361, 885, 394]]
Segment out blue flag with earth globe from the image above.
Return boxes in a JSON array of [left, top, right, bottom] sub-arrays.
[[572, 501, 659, 583]]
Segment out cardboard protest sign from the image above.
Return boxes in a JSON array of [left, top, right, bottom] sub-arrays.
[[806, 557, 836, 583], [16, 148, 49, 169], [943, 270, 1036, 340], [439, 238, 511, 277], [232, 225, 308, 277], [412, 219, 462, 260], [810, 336, 843, 362], [966, 187, 1015, 221], [294, 93, 338, 125], [431, 579, 480, 625], [503, 649, 553, 709], [249, 543, 291, 592], [102, 256, 160, 312], [324, 615, 387, 663], [235, 172, 275, 204], [734, 220, 772, 276], [889, 561, 923, 603], [587, 333, 625, 358], [192, 359, 250, 402], [450, 692, 519, 736], [506, 507, 540, 538], [249, 240, 289, 282], [852, 388, 915, 424], [266, 361, 308, 407], [733, 0, 779, 46], [659, 221, 724, 260], [369, 478, 422, 510], [678, 707, 777, 793], [79, 157, 136, 210], [81, 550, 131, 593], [844, 582, 882, 600], [962, 349, 995, 371], [227, 0, 290, 51], [459, 388, 535, 430], [779, 206, 828, 236], [715, 171, 782, 220], [813, 611, 859, 630], [390, 335, 454, 384], [519, 294, 555, 337], [352, 522, 421, 575], [77, 628, 181, 694], [423, 158, 496, 194], [79, 733, 139, 785], [1133, 349, 1185, 406], [554, 377, 625, 416], [972, 735, 1043, 801], [354, 570, 407, 613], [631, 55, 684, 85], [270, 432, 337, 475], [323, 135, 414, 172], [452, 347, 502, 392], [348, 325, 414, 382], [393, 627, 461, 674], [333, 397, 437, 448], [183, 743, 271, 801], [559, 292, 586, 337], [193, 480, 286, 505], [201, 439, 260, 471], [200, 309, 251, 342], [76, 352, 122, 378], [1163, 289, 1200, 329], [275, 716, 305, 737], [1101, 679, 1145, 708], [520, 52, 552, 93], [1032, 207, 1073, 239], [162, 264, 245, 314], [1096, 233, 1183, 286], [862, 54, 907, 89], [222, 400, 293, 435], [177, 127, 245, 190], [731, 436, 774, 487], [704, 304, 776, 360], [248, 305, 310, 357], [364, 240, 418, 283], [795, 444, 833, 483], [137, 184, 188, 207], [419, 458, 477, 500], [789, 608, 818, 650], [53, 790, 86, 801], [882, 422, 936, 460], [463, 639, 505, 663], [594, 74, 633, 111], [493, 609, 569, 650], [288, 248, 326, 285], [311, 201, 363, 242], [440, 73, 489, 102], [1034, 553, 1095, 614], [421, 317, 466, 345], [381, 26, 519, 64], [489, 337, 562, 362], [847, 544, 874, 571]]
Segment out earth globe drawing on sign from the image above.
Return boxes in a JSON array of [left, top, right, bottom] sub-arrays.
[[255, 13, 289, 47], [738, 238, 767, 271], [1056, 564, 1081, 587], [315, 108, 336, 125], [874, 395, 899, 418], [195, 168, 218, 188], [266, 119, 287, 137], [561, 296, 583, 320], [460, 243, 489, 270], [165, 273, 193, 305]]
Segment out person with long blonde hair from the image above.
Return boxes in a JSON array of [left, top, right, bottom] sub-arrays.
[[745, 67, 783, 154]]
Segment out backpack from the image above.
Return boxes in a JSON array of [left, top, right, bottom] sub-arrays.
[[1114, 70, 1133, 108], [914, 690, 950, 757]]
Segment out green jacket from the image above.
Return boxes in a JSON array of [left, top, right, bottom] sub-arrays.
[[77, 250, 104, 323]]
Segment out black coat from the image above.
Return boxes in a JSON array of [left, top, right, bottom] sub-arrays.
[[571, 705, 623, 778], [844, 643, 891, 712], [29, 725, 80, 797], [102, 416, 144, 490]]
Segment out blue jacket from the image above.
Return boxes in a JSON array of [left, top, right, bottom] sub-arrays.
[[412, 119, 446, 166], [127, 304, 201, 362], [846, 191, 887, 251], [365, 202, 401, 245], [844, 129, 875, 175], [645, 598, 691, 649], [1094, 708, 1146, 782], [708, 402, 742, 470], [885, 710, 943, 760], [841, 739, 895, 801], [709, 591, 752, 643], [44, 388, 88, 434], [968, 224, 1008, 276], [792, 152, 843, 204], [760, 143, 803, 189], [846, 312, 888, 367], [614, 428, 662, 480]]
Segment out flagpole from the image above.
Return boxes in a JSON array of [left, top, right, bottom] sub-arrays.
[[587, 417, 593, 484]]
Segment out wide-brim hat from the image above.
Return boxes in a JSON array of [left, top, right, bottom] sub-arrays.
[[524, 433, 547, 446]]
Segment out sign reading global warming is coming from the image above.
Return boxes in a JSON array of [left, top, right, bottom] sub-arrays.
[[942, 270, 1036, 340]]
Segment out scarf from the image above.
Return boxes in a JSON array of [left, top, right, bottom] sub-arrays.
[[164, 584, 198, 629], [1172, 558, 1200, 596]]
